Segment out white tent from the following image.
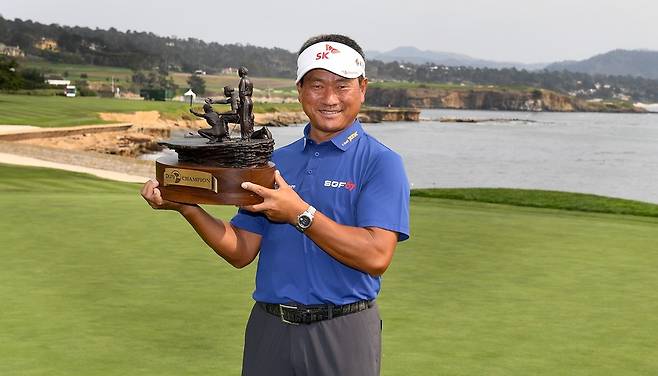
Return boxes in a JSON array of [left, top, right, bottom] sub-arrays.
[[184, 89, 196, 106]]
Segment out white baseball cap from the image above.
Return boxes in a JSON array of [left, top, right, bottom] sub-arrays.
[[296, 41, 366, 84]]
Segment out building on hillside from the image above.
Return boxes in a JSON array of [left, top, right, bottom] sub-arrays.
[[0, 43, 25, 57], [45, 79, 71, 86], [34, 37, 59, 51], [221, 67, 237, 75]]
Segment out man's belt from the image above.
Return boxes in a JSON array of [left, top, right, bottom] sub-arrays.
[[260, 300, 373, 325]]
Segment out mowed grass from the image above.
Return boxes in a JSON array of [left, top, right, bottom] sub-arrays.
[[21, 60, 134, 83], [170, 72, 295, 94], [20, 59, 296, 96], [0, 94, 301, 127], [1, 164, 658, 375], [0, 94, 189, 127], [412, 187, 658, 218]]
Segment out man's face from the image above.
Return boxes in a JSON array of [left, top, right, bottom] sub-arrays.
[[297, 69, 367, 137]]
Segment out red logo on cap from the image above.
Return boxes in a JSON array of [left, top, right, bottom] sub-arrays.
[[326, 44, 340, 53], [315, 44, 341, 60]]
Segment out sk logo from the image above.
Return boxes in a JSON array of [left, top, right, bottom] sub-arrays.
[[315, 44, 341, 60]]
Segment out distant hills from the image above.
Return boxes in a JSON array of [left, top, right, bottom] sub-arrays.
[[545, 49, 658, 80], [366, 46, 547, 70], [367, 46, 658, 80]]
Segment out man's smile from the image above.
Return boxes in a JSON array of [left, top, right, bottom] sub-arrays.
[[318, 109, 342, 117]]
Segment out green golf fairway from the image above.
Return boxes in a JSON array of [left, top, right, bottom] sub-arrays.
[[0, 94, 301, 127], [1, 164, 657, 375], [0, 94, 189, 127]]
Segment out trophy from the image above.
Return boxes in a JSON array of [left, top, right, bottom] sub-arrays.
[[155, 66, 275, 205]]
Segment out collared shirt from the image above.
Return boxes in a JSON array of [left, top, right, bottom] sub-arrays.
[[231, 119, 410, 305]]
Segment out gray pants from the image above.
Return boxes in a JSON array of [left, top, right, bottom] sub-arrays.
[[242, 302, 382, 376]]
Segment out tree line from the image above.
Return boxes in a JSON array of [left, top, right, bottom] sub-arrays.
[[2, 15, 657, 102], [0, 56, 46, 90], [367, 61, 658, 102], [0, 16, 296, 77]]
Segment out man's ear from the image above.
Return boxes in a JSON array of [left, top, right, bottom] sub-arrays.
[[296, 82, 302, 102], [359, 77, 368, 103]]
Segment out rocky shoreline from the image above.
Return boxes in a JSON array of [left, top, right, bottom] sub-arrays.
[[0, 140, 153, 178], [0, 107, 421, 159], [366, 87, 646, 113]]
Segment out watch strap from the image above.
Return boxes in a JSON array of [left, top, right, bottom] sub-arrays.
[[295, 205, 316, 232]]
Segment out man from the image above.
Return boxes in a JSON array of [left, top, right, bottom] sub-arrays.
[[237, 66, 255, 140], [141, 34, 410, 376], [203, 85, 240, 141], [189, 102, 224, 140]]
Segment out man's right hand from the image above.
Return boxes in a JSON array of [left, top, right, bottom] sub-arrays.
[[140, 179, 261, 268], [140, 179, 194, 212]]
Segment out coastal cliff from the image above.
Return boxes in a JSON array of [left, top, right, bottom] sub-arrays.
[[365, 87, 645, 113]]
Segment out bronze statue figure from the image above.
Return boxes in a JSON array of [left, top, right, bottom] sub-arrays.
[[238, 66, 255, 140], [193, 85, 241, 142], [189, 67, 261, 143], [187, 66, 271, 143], [251, 126, 272, 140], [156, 65, 276, 205], [189, 103, 230, 142]]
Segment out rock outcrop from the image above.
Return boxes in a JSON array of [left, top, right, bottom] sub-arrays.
[[366, 87, 645, 112], [358, 108, 420, 123]]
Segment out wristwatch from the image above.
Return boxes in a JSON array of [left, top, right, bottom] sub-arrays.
[[294, 205, 316, 232]]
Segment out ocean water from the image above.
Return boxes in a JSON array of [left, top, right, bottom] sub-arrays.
[[264, 109, 658, 203]]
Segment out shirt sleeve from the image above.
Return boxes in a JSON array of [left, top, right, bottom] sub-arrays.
[[230, 208, 268, 236], [356, 150, 411, 241]]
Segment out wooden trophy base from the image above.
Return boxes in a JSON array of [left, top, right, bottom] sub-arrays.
[[155, 156, 275, 205]]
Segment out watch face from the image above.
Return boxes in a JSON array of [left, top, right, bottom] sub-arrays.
[[299, 215, 311, 228]]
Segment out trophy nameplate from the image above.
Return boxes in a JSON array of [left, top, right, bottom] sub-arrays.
[[163, 168, 218, 192]]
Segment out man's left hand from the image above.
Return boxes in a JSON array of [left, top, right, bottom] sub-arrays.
[[240, 171, 308, 224]]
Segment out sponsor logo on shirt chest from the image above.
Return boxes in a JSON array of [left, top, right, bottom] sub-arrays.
[[324, 180, 357, 191]]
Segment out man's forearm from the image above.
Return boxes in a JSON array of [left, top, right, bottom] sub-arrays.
[[238, 174, 397, 276], [304, 211, 397, 276]]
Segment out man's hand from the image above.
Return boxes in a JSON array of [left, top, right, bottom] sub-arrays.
[[141, 179, 261, 268], [240, 171, 308, 223], [241, 171, 397, 276], [140, 179, 195, 212]]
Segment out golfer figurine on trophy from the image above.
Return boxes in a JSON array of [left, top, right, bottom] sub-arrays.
[[155, 66, 275, 205]]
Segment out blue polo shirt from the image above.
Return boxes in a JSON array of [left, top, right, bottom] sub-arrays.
[[230, 120, 410, 305]]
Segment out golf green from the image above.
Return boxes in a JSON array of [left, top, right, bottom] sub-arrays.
[[1, 164, 657, 375]]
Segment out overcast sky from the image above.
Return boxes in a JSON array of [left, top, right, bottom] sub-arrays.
[[2, 0, 656, 63]]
